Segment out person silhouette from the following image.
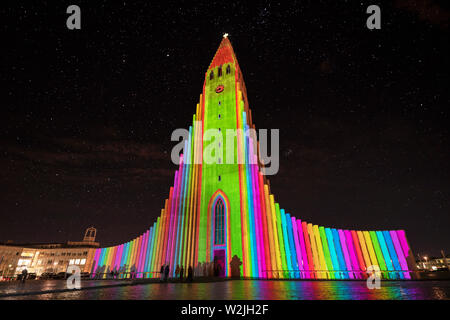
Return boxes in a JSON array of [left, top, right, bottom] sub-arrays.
[[217, 263, 222, 277], [21, 268, 28, 283], [187, 266, 193, 282], [179, 265, 184, 281], [160, 265, 165, 282], [164, 265, 170, 282], [130, 265, 137, 279], [230, 255, 242, 278]]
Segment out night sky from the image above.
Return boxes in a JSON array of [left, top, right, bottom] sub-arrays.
[[2, 1, 449, 257]]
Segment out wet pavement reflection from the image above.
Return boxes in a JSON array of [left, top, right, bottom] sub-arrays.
[[0, 280, 449, 300]]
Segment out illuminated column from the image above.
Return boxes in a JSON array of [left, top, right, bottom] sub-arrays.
[[332, 229, 348, 279], [270, 194, 282, 277], [181, 127, 193, 269], [167, 169, 180, 275], [150, 221, 159, 276], [176, 143, 189, 268], [357, 231, 372, 273], [259, 175, 271, 278], [140, 231, 149, 277], [375, 231, 394, 279], [92, 249, 101, 275], [391, 230, 411, 279], [256, 172, 271, 278], [396, 230, 416, 277], [249, 148, 263, 278], [291, 217, 303, 278], [244, 125, 257, 277], [363, 231, 379, 271], [313, 224, 327, 279], [307, 223, 320, 278], [194, 107, 204, 269], [302, 221, 314, 278], [319, 226, 334, 279], [281, 209, 293, 277], [144, 228, 153, 277], [325, 228, 340, 279], [164, 184, 175, 266], [113, 244, 121, 272], [120, 242, 128, 273], [338, 230, 354, 279], [297, 220, 308, 279], [344, 230, 361, 279], [382, 231, 403, 279], [351, 231, 366, 277], [264, 185, 275, 278], [275, 203, 288, 277], [369, 231, 387, 278]]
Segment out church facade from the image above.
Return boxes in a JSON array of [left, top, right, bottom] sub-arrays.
[[91, 36, 417, 280]]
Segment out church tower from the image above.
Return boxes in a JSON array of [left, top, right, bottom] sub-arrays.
[[91, 36, 417, 280]]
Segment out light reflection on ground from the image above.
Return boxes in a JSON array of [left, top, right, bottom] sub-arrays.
[[0, 280, 449, 300]]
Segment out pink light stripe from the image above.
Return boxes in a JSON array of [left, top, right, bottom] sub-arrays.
[[291, 216, 303, 273], [165, 171, 178, 266], [250, 141, 263, 277], [174, 154, 186, 268], [136, 234, 144, 276], [338, 229, 354, 279], [139, 231, 149, 277], [114, 244, 123, 270], [92, 249, 101, 275], [169, 157, 184, 272], [297, 219, 309, 279], [344, 230, 361, 278], [254, 161, 266, 278], [390, 230, 410, 279], [396, 230, 413, 279], [135, 236, 143, 275]]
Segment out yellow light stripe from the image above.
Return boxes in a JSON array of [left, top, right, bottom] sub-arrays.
[[357, 231, 372, 269], [264, 185, 276, 278], [270, 194, 282, 277], [313, 225, 328, 279], [308, 223, 320, 277], [363, 231, 379, 268]]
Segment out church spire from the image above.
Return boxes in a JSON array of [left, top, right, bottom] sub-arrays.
[[208, 34, 237, 70]]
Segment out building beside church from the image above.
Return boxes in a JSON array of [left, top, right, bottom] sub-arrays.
[[0, 227, 99, 279], [91, 36, 417, 280]]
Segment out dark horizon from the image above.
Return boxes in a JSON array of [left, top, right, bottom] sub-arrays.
[[1, 1, 449, 257]]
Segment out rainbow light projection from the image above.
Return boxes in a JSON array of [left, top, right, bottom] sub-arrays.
[[92, 37, 417, 280]]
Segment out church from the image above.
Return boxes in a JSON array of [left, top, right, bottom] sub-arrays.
[[91, 36, 417, 280]]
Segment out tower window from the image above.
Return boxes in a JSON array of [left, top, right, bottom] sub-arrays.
[[218, 175, 221, 181], [226, 65, 231, 74], [210, 71, 214, 80], [218, 114, 221, 119], [218, 66, 222, 77], [218, 101, 221, 105], [215, 85, 224, 93], [214, 198, 225, 245]]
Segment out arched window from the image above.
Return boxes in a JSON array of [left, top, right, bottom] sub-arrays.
[[210, 71, 214, 80], [218, 66, 222, 77], [226, 65, 231, 74], [214, 198, 225, 245]]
